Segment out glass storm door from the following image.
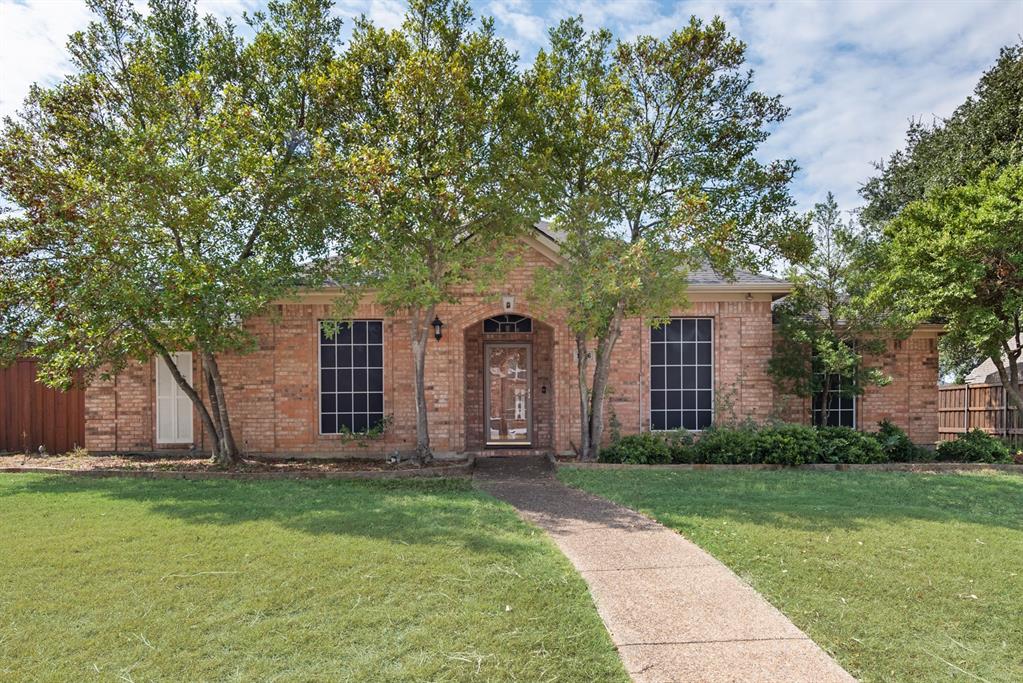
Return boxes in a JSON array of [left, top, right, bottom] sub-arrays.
[[485, 344, 531, 445]]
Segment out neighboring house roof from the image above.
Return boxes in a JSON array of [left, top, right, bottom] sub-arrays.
[[965, 337, 1023, 385], [532, 221, 791, 293]]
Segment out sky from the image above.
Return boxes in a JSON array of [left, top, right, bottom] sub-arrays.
[[1, 0, 1021, 215]]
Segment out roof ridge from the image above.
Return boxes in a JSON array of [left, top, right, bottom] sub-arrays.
[[533, 222, 790, 289]]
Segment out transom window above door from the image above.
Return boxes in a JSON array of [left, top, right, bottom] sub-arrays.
[[483, 314, 532, 333], [650, 318, 714, 431], [319, 321, 384, 435]]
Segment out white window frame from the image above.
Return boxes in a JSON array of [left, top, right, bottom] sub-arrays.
[[649, 317, 715, 432], [156, 352, 194, 444]]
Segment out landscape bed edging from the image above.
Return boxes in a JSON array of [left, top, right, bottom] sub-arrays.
[[0, 458, 474, 481], [557, 461, 1023, 474]]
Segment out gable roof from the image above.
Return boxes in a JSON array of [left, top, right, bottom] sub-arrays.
[[532, 221, 791, 294]]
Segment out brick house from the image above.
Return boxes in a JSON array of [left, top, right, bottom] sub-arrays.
[[84, 224, 942, 457]]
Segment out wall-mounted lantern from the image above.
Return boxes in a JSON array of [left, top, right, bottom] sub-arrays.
[[432, 315, 444, 341]]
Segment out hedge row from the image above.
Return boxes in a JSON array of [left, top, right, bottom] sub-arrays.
[[597, 421, 1019, 466]]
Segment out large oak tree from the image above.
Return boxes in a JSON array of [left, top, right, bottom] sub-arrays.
[[868, 165, 1023, 416], [322, 0, 535, 463], [525, 17, 809, 459], [0, 0, 347, 465], [861, 42, 1022, 383]]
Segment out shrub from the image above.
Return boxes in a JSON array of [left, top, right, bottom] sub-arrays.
[[935, 429, 1012, 463], [750, 424, 821, 465], [692, 426, 759, 464], [873, 420, 928, 462], [663, 429, 695, 463], [818, 426, 885, 464], [598, 433, 671, 464]]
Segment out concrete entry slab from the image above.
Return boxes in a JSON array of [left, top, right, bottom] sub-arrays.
[[474, 456, 856, 683]]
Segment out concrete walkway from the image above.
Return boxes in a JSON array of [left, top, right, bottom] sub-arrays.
[[474, 456, 856, 683]]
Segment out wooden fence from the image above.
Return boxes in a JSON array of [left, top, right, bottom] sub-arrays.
[[938, 383, 1023, 446], [0, 359, 85, 454]]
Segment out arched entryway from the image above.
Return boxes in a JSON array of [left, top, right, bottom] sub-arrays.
[[463, 314, 554, 451]]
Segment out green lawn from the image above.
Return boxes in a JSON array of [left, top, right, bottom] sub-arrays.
[[560, 468, 1023, 683], [0, 475, 627, 682]]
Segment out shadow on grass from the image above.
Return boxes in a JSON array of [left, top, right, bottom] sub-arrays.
[[0, 475, 545, 557], [557, 468, 1023, 534]]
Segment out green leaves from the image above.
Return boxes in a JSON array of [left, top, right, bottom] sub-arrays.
[[0, 0, 345, 386], [872, 164, 1023, 368], [323, 0, 535, 315], [526, 15, 806, 342], [770, 193, 892, 403]]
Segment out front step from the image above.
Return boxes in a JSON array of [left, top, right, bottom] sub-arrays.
[[475, 448, 553, 458], [473, 453, 553, 480]]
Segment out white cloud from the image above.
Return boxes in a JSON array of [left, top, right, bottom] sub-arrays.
[[484, 0, 1022, 212], [334, 0, 405, 29], [488, 0, 546, 57], [2, 0, 1020, 213], [718, 0, 1023, 211], [0, 0, 93, 117]]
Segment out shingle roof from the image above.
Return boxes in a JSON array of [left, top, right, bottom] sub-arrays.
[[533, 221, 790, 291]]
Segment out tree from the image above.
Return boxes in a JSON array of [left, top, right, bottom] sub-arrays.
[[860, 43, 1022, 380], [868, 164, 1023, 417], [0, 0, 346, 466], [770, 193, 891, 425], [525, 17, 809, 459], [322, 0, 534, 463]]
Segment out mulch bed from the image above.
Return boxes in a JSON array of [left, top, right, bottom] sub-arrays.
[[0, 452, 472, 479]]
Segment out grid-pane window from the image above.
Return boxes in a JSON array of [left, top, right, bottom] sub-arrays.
[[320, 321, 384, 434], [650, 318, 713, 431], [812, 374, 856, 427]]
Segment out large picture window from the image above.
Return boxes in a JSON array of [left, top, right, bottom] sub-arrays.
[[812, 374, 856, 428], [320, 321, 384, 434], [650, 318, 713, 431]]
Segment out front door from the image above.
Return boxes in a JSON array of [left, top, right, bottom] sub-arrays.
[[485, 343, 531, 445]]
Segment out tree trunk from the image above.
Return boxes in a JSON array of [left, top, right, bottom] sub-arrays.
[[410, 305, 434, 465], [201, 349, 240, 467], [818, 373, 833, 428], [575, 333, 591, 460], [992, 349, 1023, 424], [582, 302, 626, 461]]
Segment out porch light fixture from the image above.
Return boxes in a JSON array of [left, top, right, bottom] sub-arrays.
[[432, 315, 444, 341]]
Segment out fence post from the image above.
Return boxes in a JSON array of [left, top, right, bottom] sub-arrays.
[[964, 385, 970, 434], [1003, 385, 1008, 438]]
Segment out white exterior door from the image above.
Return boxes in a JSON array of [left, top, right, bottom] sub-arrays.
[[156, 352, 194, 444]]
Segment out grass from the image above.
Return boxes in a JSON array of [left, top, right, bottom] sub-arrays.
[[559, 468, 1023, 683], [0, 474, 627, 682]]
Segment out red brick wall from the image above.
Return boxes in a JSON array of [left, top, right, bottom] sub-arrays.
[[84, 237, 941, 456], [773, 329, 942, 445]]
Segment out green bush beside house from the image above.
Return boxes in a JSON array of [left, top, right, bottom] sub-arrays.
[[934, 429, 1012, 463], [598, 421, 1016, 465]]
